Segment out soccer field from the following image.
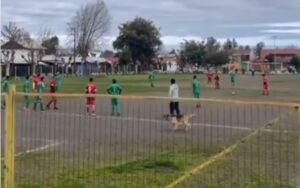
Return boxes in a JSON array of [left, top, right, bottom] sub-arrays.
[[11, 73, 300, 102], [2, 73, 300, 188]]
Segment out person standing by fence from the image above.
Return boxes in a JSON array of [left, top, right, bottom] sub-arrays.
[[33, 76, 45, 111], [46, 76, 58, 110], [192, 75, 201, 108], [23, 76, 31, 111], [107, 79, 122, 116], [86, 78, 97, 116], [169, 78, 181, 116], [1, 76, 10, 109]]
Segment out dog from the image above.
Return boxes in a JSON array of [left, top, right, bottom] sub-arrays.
[[164, 113, 196, 131]]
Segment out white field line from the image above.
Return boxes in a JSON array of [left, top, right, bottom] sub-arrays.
[[36, 111, 254, 131], [42, 111, 293, 133], [1, 139, 60, 160]]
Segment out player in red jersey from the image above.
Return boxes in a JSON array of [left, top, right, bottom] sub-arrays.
[[262, 74, 269, 96], [32, 73, 41, 92], [86, 78, 97, 116], [214, 72, 220, 89], [46, 76, 58, 110], [206, 69, 213, 87]]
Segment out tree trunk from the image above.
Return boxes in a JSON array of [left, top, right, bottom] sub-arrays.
[[135, 64, 138, 74], [5, 63, 10, 76]]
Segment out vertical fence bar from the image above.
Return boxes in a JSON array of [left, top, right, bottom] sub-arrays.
[[4, 85, 16, 188], [298, 105, 300, 187]]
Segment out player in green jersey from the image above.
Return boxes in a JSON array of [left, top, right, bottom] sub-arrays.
[[23, 76, 31, 111], [55, 72, 63, 92], [33, 77, 45, 111], [192, 75, 201, 108], [1, 76, 9, 109], [107, 79, 122, 116], [148, 71, 155, 88]]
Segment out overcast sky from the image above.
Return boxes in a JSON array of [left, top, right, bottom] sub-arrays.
[[2, 0, 300, 49]]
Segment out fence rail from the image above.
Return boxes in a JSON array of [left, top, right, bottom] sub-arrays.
[[1, 85, 300, 188]]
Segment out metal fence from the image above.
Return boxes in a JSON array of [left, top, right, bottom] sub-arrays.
[[1, 85, 300, 188]]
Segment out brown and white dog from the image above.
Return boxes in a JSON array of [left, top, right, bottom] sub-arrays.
[[164, 113, 196, 131]]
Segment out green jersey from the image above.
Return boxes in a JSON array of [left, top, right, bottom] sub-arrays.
[[107, 83, 122, 95], [55, 74, 63, 85], [192, 79, 201, 94], [23, 80, 31, 93], [37, 82, 45, 93], [230, 72, 236, 82], [2, 79, 9, 93], [148, 72, 155, 81]]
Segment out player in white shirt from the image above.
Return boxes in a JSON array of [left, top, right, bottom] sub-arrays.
[[168, 78, 181, 116]]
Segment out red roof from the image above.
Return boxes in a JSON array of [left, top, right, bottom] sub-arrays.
[[261, 49, 300, 59]]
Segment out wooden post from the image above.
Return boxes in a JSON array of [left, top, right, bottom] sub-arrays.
[[4, 85, 16, 188]]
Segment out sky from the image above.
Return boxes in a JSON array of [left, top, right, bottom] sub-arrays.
[[2, 0, 300, 50]]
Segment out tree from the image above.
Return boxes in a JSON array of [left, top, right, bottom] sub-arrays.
[[113, 17, 162, 73], [42, 36, 59, 54], [1, 22, 31, 44], [223, 38, 238, 51], [67, 0, 111, 58], [38, 27, 54, 43], [179, 40, 205, 69], [290, 56, 300, 73], [205, 51, 229, 67], [254, 42, 265, 59], [1, 22, 33, 76]]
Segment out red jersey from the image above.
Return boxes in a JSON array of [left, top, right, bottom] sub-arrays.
[[263, 78, 269, 89], [86, 83, 97, 94], [50, 79, 57, 93], [86, 82, 97, 105], [214, 75, 220, 82], [33, 75, 41, 89], [207, 72, 213, 81]]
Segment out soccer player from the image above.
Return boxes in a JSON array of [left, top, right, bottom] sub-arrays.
[[1, 76, 9, 109], [262, 74, 270, 96], [214, 72, 220, 89], [148, 71, 155, 88], [169, 78, 180, 116], [107, 79, 122, 116], [230, 70, 236, 88], [23, 76, 31, 111], [32, 73, 41, 92], [33, 76, 45, 111], [55, 72, 63, 92], [46, 76, 58, 110], [206, 69, 213, 87], [192, 75, 201, 108], [86, 78, 97, 116]]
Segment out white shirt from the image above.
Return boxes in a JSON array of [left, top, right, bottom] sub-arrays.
[[169, 84, 179, 100]]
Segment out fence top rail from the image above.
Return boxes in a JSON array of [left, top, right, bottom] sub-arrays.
[[15, 92, 300, 107]]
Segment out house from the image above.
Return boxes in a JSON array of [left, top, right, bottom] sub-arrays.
[[260, 49, 300, 64], [155, 54, 178, 73]]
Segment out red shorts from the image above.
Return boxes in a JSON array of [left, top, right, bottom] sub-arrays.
[[86, 97, 96, 105], [208, 78, 212, 83], [263, 86, 269, 90]]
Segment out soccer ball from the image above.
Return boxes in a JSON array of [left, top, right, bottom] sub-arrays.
[[231, 91, 236, 95]]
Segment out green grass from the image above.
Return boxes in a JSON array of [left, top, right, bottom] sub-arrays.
[[10, 74, 300, 102]]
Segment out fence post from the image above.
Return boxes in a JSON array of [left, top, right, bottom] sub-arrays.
[[4, 85, 16, 188]]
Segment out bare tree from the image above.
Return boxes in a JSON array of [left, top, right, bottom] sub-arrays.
[[67, 0, 111, 58], [38, 27, 55, 44], [1, 22, 31, 43]]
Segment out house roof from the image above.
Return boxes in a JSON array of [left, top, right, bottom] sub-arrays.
[[1, 40, 27, 50], [261, 49, 300, 58]]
